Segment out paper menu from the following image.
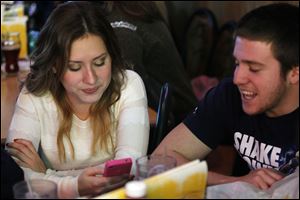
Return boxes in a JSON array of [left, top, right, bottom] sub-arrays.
[[206, 167, 299, 199], [95, 159, 207, 199]]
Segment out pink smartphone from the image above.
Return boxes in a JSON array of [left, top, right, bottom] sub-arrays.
[[103, 157, 132, 177]]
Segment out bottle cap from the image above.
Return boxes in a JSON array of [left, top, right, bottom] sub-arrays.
[[125, 181, 146, 198]]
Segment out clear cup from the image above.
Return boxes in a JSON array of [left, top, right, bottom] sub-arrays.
[[136, 155, 177, 180], [13, 179, 58, 199]]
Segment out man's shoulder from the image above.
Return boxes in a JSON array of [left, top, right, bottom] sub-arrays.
[[219, 77, 235, 88], [212, 77, 239, 97]]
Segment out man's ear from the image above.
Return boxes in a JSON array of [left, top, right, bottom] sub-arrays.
[[288, 66, 299, 84], [52, 67, 57, 74]]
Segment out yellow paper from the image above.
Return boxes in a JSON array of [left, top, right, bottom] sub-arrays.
[[95, 159, 207, 199]]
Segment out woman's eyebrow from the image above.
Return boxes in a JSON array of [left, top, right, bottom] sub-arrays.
[[69, 53, 107, 63], [92, 53, 107, 61]]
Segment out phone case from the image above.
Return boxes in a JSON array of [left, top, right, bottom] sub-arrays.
[[103, 157, 132, 177]]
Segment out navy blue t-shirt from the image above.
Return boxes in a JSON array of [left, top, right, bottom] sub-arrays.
[[184, 78, 299, 171]]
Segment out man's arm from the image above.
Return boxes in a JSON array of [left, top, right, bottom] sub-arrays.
[[152, 123, 284, 189], [152, 123, 211, 165]]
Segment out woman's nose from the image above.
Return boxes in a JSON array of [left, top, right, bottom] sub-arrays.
[[83, 66, 97, 84]]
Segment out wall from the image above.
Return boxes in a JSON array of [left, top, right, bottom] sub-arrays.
[[155, 1, 298, 58], [197, 1, 299, 26]]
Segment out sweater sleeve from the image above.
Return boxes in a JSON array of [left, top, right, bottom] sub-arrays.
[[114, 70, 150, 174], [6, 89, 80, 199], [22, 167, 79, 199]]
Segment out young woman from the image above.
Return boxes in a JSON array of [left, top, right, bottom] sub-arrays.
[[5, 2, 149, 198]]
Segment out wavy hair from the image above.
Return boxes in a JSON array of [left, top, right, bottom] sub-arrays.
[[25, 1, 126, 162]]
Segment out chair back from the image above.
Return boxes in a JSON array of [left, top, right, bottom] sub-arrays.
[[207, 20, 237, 79], [148, 83, 172, 154], [184, 8, 218, 79]]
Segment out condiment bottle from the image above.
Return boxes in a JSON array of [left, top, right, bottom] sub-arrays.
[[125, 181, 146, 199]]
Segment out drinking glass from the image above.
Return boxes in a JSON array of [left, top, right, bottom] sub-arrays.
[[1, 32, 20, 74], [136, 154, 177, 180]]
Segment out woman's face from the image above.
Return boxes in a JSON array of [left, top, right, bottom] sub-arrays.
[[61, 34, 112, 108]]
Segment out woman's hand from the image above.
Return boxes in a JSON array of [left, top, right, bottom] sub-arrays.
[[6, 139, 46, 173], [78, 167, 132, 197]]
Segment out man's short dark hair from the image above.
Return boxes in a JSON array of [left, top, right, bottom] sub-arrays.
[[236, 3, 299, 76]]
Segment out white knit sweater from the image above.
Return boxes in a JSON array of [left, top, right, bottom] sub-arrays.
[[6, 70, 150, 198]]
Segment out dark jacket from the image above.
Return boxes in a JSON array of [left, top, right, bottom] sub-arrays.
[[108, 10, 197, 124]]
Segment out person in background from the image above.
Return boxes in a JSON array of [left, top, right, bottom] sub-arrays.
[[153, 3, 299, 190], [101, 1, 197, 126], [5, 2, 149, 198]]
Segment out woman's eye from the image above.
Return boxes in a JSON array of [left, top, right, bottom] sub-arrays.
[[68, 63, 81, 71], [94, 62, 104, 66], [94, 58, 105, 67], [94, 61, 104, 67]]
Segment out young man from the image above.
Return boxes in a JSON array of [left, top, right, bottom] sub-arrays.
[[153, 3, 299, 190]]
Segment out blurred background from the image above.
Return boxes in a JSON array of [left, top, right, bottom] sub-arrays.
[[1, 0, 299, 179]]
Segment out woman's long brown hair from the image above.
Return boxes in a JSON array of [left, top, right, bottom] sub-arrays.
[[25, 2, 126, 162]]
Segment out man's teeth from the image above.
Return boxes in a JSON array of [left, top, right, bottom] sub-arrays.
[[242, 91, 256, 99]]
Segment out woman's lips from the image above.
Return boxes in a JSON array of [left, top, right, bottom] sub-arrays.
[[82, 87, 98, 94]]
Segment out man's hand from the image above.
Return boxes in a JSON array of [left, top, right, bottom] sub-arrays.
[[208, 168, 284, 190], [6, 139, 46, 173], [239, 168, 284, 190]]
